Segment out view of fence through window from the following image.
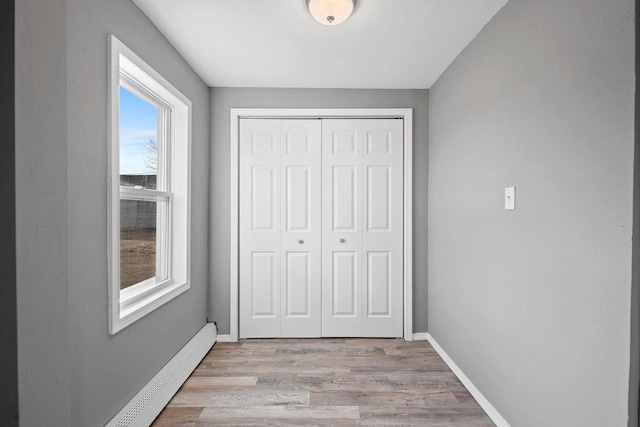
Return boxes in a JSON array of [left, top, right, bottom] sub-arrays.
[[120, 200, 157, 288], [119, 86, 159, 289]]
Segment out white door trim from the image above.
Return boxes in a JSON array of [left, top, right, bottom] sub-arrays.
[[230, 108, 413, 342]]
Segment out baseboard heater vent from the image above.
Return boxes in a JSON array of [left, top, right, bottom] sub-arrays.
[[106, 322, 216, 427]]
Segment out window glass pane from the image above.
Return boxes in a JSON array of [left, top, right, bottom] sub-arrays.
[[119, 86, 158, 190], [120, 199, 157, 289]]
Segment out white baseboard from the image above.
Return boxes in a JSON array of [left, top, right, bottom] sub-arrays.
[[426, 333, 511, 427], [412, 332, 428, 341], [216, 334, 233, 342], [106, 323, 217, 427]]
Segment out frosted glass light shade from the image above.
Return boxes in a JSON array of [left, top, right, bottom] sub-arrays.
[[307, 0, 356, 26]]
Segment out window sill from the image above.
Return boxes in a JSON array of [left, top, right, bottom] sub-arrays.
[[110, 280, 190, 335], [121, 277, 172, 310]]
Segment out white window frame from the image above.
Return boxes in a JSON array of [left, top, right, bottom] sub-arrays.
[[108, 35, 192, 334]]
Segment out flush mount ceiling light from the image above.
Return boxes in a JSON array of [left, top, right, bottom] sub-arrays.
[[306, 0, 357, 26]]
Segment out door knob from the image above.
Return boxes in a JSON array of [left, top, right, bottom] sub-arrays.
[[339, 238, 346, 243], [298, 240, 304, 244]]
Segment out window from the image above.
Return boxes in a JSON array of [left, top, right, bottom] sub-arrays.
[[108, 35, 191, 334]]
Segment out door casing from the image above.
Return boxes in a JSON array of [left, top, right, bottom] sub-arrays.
[[230, 108, 413, 342]]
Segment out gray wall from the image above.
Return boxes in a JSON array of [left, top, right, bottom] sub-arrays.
[[630, 1, 640, 424], [428, 0, 635, 426], [1, 0, 17, 425], [209, 88, 429, 334], [16, 0, 71, 424], [16, 0, 210, 425]]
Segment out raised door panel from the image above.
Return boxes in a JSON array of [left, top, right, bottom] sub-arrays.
[[240, 119, 282, 338], [367, 166, 391, 231], [280, 120, 321, 337], [286, 166, 310, 232], [251, 166, 277, 231], [332, 252, 357, 316], [362, 119, 403, 337], [332, 131, 358, 154], [285, 252, 310, 316], [321, 119, 363, 337], [251, 252, 277, 316], [366, 252, 391, 317], [333, 166, 357, 231]]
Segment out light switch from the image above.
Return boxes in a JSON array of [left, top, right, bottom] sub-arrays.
[[505, 187, 516, 210]]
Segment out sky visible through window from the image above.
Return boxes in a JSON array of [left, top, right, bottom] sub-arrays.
[[119, 86, 158, 175]]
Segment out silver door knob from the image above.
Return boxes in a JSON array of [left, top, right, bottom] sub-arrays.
[[298, 240, 304, 244], [339, 238, 346, 243]]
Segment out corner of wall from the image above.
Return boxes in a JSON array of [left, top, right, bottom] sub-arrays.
[[628, 2, 640, 425], [0, 0, 18, 424]]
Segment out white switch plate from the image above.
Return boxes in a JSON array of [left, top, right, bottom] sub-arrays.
[[505, 187, 516, 210]]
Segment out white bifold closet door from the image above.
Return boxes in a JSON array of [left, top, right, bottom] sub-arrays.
[[239, 119, 322, 338], [321, 119, 403, 338], [239, 118, 403, 338]]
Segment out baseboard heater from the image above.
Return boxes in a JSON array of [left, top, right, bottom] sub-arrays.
[[106, 322, 217, 427]]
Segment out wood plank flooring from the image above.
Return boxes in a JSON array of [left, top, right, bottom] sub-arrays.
[[152, 339, 495, 426]]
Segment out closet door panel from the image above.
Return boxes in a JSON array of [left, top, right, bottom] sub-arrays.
[[322, 119, 363, 337], [239, 119, 282, 338], [362, 119, 404, 337], [280, 120, 322, 337]]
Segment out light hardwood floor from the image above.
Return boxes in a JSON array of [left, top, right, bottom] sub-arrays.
[[152, 339, 495, 426]]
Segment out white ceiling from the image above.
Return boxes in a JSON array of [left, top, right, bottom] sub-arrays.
[[133, 0, 509, 89]]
